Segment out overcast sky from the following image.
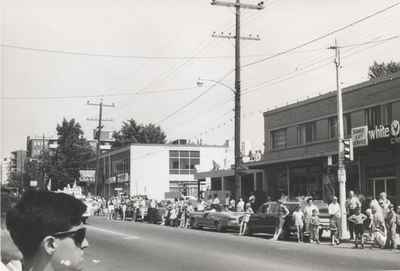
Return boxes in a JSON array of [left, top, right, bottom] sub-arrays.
[[1, 0, 400, 158]]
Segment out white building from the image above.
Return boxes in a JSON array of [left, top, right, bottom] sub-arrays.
[[84, 142, 233, 200], [1, 157, 11, 185]]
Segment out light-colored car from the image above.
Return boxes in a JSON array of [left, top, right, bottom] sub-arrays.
[[189, 205, 244, 232]]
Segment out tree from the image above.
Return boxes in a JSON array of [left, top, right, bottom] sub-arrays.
[[112, 119, 167, 148], [42, 118, 95, 189], [368, 61, 400, 80]]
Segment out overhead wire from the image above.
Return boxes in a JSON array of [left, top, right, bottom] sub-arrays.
[[241, 1, 400, 69]]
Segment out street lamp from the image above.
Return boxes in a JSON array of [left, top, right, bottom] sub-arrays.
[[197, 77, 242, 200]]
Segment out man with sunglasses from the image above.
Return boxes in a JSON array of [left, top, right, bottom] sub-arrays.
[[6, 190, 89, 271]]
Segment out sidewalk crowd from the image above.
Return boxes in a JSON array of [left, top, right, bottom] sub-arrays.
[[86, 190, 400, 250]]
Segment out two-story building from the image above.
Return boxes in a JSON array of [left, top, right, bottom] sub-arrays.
[[84, 142, 234, 200], [247, 71, 400, 205]]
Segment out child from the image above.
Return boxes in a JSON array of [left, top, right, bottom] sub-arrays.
[[348, 207, 368, 248], [329, 215, 339, 245], [310, 209, 320, 244], [239, 203, 254, 236], [292, 205, 304, 243]]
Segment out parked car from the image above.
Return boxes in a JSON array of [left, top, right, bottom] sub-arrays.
[[243, 201, 330, 240], [189, 204, 244, 232]]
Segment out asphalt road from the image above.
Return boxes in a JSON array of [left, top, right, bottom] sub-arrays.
[[83, 216, 400, 271]]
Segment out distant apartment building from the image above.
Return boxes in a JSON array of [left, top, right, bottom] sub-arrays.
[[1, 157, 11, 185], [10, 150, 27, 175], [26, 136, 58, 159], [246, 71, 400, 205]]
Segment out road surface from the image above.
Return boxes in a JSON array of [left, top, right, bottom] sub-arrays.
[[83, 216, 400, 271]]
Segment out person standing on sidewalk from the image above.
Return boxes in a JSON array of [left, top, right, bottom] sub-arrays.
[[292, 205, 304, 243], [348, 207, 367, 248], [239, 203, 254, 236], [272, 200, 289, 241], [328, 196, 341, 245], [346, 190, 361, 241], [310, 209, 320, 244], [303, 197, 318, 239], [385, 204, 398, 249], [237, 198, 245, 212]]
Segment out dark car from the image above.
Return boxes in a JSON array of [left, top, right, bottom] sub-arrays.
[[243, 201, 330, 240]]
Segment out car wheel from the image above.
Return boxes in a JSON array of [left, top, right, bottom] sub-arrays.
[[216, 222, 225, 232]]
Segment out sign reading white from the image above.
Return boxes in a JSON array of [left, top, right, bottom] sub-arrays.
[[351, 126, 368, 147], [79, 170, 96, 183]]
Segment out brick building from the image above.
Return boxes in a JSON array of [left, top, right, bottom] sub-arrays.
[[247, 72, 400, 205]]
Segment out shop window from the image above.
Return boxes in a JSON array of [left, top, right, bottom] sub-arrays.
[[297, 122, 316, 144], [328, 117, 338, 139], [271, 129, 287, 150]]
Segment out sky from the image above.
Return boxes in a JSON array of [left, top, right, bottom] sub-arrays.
[[1, 0, 400, 158]]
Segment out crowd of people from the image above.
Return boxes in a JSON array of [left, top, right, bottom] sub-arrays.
[[84, 190, 400, 250]]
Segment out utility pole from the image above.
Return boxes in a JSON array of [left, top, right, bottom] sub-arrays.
[[329, 39, 349, 240], [211, 0, 263, 199], [87, 99, 115, 195]]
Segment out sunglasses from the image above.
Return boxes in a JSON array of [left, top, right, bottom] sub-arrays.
[[52, 228, 87, 248]]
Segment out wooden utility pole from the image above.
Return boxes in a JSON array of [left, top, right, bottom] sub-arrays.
[[87, 99, 115, 195], [211, 0, 263, 199]]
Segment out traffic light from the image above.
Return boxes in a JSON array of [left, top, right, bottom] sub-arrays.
[[343, 138, 353, 161]]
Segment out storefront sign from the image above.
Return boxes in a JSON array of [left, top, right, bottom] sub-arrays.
[[30, 180, 38, 187], [368, 120, 400, 144], [117, 173, 129, 183], [79, 170, 95, 183], [351, 126, 368, 147], [105, 176, 116, 184]]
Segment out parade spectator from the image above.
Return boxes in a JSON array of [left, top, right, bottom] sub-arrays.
[[239, 203, 254, 236], [310, 209, 320, 244], [303, 198, 318, 238], [229, 198, 236, 212], [237, 198, 245, 212], [328, 196, 341, 245], [272, 200, 289, 241], [197, 199, 206, 211], [249, 192, 256, 211], [292, 205, 304, 243], [121, 200, 127, 221], [6, 190, 89, 271], [348, 207, 367, 248], [385, 204, 398, 249], [379, 192, 391, 212], [225, 193, 231, 208], [107, 200, 114, 220], [212, 194, 220, 205], [370, 206, 387, 248], [346, 190, 361, 241]]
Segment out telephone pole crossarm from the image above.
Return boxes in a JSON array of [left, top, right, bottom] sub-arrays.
[[211, 0, 264, 9]]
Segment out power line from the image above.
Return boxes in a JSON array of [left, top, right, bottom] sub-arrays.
[[0, 86, 199, 100], [154, 69, 234, 125], [241, 1, 400, 69]]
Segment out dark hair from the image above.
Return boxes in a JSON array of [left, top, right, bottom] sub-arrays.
[[6, 190, 86, 259]]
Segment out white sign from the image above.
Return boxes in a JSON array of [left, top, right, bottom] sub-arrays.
[[30, 180, 38, 187], [351, 126, 368, 147], [79, 170, 95, 183], [117, 173, 129, 183]]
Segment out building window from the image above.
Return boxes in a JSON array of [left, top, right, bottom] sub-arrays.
[[343, 113, 352, 137], [169, 150, 200, 175], [382, 103, 392, 125], [328, 117, 338, 139], [271, 129, 287, 150], [297, 122, 316, 144], [365, 105, 381, 129]]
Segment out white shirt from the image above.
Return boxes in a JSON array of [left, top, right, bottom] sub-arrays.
[[328, 202, 341, 217]]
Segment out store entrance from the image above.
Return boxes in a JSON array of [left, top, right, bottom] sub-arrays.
[[367, 176, 397, 203]]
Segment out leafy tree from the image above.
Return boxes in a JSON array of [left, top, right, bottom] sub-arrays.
[[368, 61, 400, 80], [42, 118, 95, 189], [112, 119, 167, 148]]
